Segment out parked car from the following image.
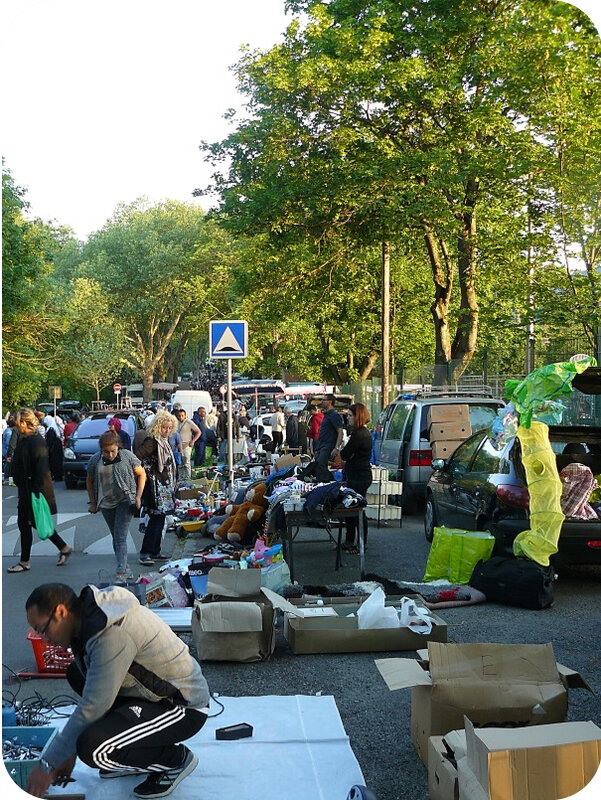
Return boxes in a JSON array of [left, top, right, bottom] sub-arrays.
[[283, 400, 306, 415], [375, 389, 504, 512], [424, 366, 601, 565], [63, 411, 143, 488], [57, 399, 83, 422]]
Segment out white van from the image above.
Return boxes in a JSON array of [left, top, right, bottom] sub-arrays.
[[170, 390, 213, 419]]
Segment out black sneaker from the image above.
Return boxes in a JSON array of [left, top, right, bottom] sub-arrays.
[[139, 555, 155, 566], [133, 747, 198, 798], [99, 766, 141, 779], [151, 553, 170, 561]]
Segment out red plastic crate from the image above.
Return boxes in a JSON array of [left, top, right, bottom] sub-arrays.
[[26, 628, 74, 674]]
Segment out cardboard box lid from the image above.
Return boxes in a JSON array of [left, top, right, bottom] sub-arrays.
[[275, 454, 303, 470], [205, 568, 301, 612], [464, 717, 601, 800]]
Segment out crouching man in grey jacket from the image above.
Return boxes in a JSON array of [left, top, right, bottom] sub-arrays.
[[25, 583, 210, 798]]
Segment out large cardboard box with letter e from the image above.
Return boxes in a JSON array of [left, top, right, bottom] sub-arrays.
[[375, 641, 591, 765], [191, 567, 298, 662], [458, 717, 601, 800]]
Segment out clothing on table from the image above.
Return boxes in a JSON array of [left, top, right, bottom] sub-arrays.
[[560, 462, 599, 520], [11, 433, 68, 562], [43, 585, 209, 773]]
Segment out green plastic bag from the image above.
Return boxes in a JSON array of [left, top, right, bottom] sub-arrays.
[[424, 526, 495, 583], [504, 357, 595, 428], [423, 526, 454, 581], [448, 531, 495, 584], [31, 491, 54, 540]]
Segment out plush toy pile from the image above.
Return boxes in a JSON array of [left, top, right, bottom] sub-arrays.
[[214, 482, 270, 543]]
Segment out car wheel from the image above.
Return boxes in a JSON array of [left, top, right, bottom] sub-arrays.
[[64, 477, 78, 489], [424, 494, 437, 542]]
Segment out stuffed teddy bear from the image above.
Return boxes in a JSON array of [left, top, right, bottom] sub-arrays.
[[214, 482, 270, 544]]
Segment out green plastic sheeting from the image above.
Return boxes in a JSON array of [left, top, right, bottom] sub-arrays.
[[512, 422, 565, 566], [424, 526, 495, 584], [504, 357, 596, 428]]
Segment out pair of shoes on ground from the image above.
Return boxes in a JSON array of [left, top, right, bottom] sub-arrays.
[[139, 553, 170, 566], [116, 570, 135, 582], [100, 745, 198, 798]]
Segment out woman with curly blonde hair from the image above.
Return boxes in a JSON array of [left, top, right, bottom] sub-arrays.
[[7, 408, 72, 573], [133, 409, 177, 566]]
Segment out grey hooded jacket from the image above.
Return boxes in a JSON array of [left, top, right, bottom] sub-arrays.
[[43, 585, 209, 767]]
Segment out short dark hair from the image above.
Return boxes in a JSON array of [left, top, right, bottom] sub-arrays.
[[99, 430, 121, 449], [349, 402, 370, 427], [325, 394, 336, 404], [26, 583, 80, 615]]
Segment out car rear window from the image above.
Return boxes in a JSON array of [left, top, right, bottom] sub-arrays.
[[73, 417, 135, 438]]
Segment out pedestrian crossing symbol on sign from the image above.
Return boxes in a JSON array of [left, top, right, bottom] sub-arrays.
[[209, 320, 248, 359]]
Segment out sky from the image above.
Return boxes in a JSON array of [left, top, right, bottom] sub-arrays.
[[2, 0, 290, 239], [2, 0, 600, 241]]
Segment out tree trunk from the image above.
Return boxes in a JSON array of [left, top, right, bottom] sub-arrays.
[[450, 179, 480, 382], [423, 223, 453, 385], [359, 349, 379, 380], [381, 240, 391, 409], [142, 371, 154, 403]]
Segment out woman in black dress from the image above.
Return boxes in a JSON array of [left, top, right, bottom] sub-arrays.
[[338, 402, 372, 554], [7, 408, 72, 573]]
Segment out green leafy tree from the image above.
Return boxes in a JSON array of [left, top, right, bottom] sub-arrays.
[[80, 200, 237, 401], [2, 165, 62, 407]]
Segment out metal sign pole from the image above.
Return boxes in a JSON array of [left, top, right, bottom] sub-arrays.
[[227, 358, 234, 488]]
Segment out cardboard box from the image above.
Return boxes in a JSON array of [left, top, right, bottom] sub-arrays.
[[275, 453, 303, 471], [191, 567, 299, 662], [427, 404, 470, 426], [428, 736, 459, 800], [431, 440, 464, 459], [177, 488, 205, 500], [463, 717, 601, 800], [375, 642, 591, 765], [285, 595, 447, 655], [429, 421, 472, 441]]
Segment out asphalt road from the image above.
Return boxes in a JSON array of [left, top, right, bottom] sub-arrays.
[[2, 483, 601, 800]]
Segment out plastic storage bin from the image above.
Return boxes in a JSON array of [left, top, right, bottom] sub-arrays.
[[2, 725, 57, 788]]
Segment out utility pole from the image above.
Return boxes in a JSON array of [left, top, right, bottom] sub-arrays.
[[381, 240, 391, 410]]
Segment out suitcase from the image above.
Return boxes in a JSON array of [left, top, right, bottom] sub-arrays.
[[469, 555, 555, 609]]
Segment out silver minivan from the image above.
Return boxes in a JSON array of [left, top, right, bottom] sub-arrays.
[[375, 389, 504, 512]]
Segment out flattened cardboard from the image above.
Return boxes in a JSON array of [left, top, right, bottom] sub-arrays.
[[375, 642, 585, 765], [428, 736, 459, 800], [427, 405, 470, 425], [464, 717, 601, 800], [285, 596, 447, 655]]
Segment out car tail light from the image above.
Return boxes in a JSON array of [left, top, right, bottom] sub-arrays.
[[587, 540, 601, 549], [409, 449, 432, 467], [496, 484, 530, 509]]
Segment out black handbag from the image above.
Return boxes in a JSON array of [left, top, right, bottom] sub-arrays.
[[469, 555, 555, 610]]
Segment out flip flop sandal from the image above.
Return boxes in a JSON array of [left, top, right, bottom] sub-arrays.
[[7, 562, 30, 573], [342, 543, 360, 555], [56, 550, 72, 566]]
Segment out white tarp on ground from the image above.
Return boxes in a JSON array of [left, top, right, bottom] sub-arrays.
[[46, 694, 364, 800]]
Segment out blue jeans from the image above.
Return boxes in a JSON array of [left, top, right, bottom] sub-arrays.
[[100, 501, 133, 574]]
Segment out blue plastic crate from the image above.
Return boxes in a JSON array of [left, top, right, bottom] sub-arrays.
[[2, 725, 57, 788]]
